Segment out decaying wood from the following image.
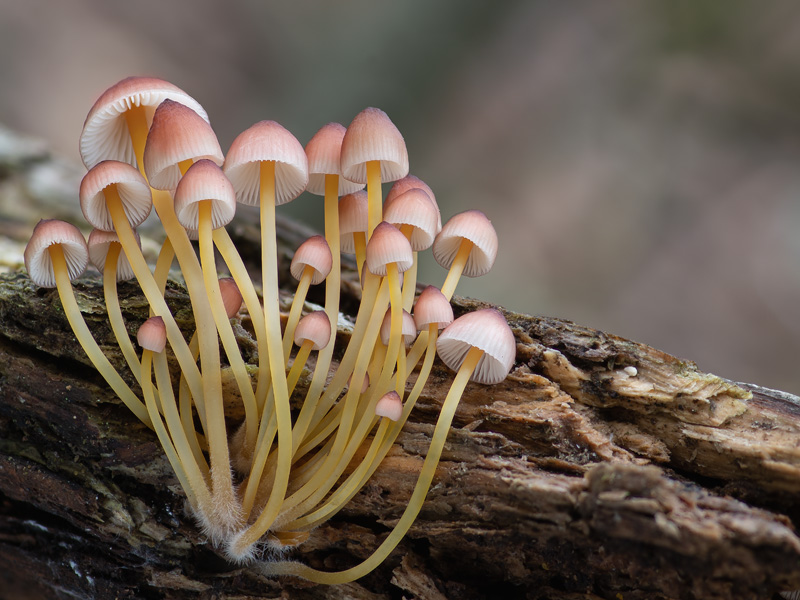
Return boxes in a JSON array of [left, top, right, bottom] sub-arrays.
[[0, 132, 799, 599]]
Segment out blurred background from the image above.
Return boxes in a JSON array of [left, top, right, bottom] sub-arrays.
[[1, 0, 800, 393]]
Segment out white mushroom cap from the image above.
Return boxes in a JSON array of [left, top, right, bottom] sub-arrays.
[[380, 307, 417, 347], [338, 190, 368, 254], [340, 107, 409, 184], [290, 235, 332, 285], [143, 100, 224, 191], [173, 159, 237, 231], [385, 175, 441, 231], [224, 120, 309, 206], [137, 316, 167, 353], [374, 391, 403, 421], [24, 220, 89, 288], [365, 222, 413, 276], [412, 286, 453, 331], [88, 228, 140, 282], [80, 160, 152, 232], [218, 278, 243, 319], [80, 76, 210, 170], [432, 210, 498, 277], [436, 308, 515, 385], [294, 311, 332, 351], [383, 188, 439, 251], [305, 122, 365, 196]]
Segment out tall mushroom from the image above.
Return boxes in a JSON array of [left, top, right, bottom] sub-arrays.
[[341, 107, 409, 238]]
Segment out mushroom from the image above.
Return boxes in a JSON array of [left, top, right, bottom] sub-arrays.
[[144, 100, 241, 535], [286, 310, 332, 395], [24, 219, 149, 425], [80, 76, 209, 173], [432, 209, 499, 300], [222, 120, 309, 557], [341, 107, 409, 238], [366, 222, 414, 395], [174, 159, 259, 458], [383, 186, 441, 310]]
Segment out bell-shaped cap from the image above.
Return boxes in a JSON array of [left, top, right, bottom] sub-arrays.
[[24, 220, 89, 288], [143, 100, 224, 190], [338, 190, 368, 254], [383, 188, 439, 251], [294, 311, 332, 351], [224, 120, 309, 206], [412, 286, 453, 331], [173, 159, 237, 231], [436, 308, 515, 385], [290, 235, 332, 285], [432, 210, 498, 277], [80, 160, 152, 231], [80, 76, 210, 170], [375, 391, 403, 421], [365, 222, 413, 276], [305, 122, 365, 196], [385, 175, 441, 231], [218, 278, 243, 319], [340, 108, 408, 184], [137, 316, 167, 353], [88, 228, 140, 282], [380, 307, 417, 347]]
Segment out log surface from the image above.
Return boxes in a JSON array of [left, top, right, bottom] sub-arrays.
[[0, 129, 798, 600]]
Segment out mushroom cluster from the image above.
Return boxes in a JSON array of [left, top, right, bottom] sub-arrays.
[[23, 77, 516, 584]]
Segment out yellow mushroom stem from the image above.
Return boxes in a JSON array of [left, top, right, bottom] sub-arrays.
[[353, 231, 367, 282], [286, 339, 314, 396], [261, 345, 483, 584], [152, 236, 175, 305], [289, 173, 340, 456], [140, 346, 201, 510], [241, 400, 278, 519], [231, 160, 294, 548], [123, 105, 148, 177], [177, 333, 210, 465], [366, 159, 381, 237], [212, 227, 270, 412], [152, 344, 212, 503], [398, 223, 417, 311], [102, 242, 142, 386], [440, 238, 474, 301], [50, 244, 150, 425], [281, 264, 315, 360], [197, 200, 259, 454]]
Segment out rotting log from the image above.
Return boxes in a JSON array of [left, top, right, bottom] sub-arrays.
[[0, 131, 799, 600]]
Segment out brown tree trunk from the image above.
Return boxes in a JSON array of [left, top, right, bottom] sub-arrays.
[[0, 130, 798, 600]]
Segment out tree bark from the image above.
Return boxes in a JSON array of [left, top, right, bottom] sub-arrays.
[[0, 130, 799, 600]]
